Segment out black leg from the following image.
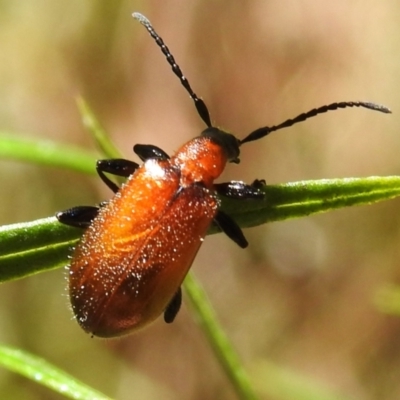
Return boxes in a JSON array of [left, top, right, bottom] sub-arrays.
[[97, 146, 169, 192], [250, 179, 266, 189], [96, 159, 139, 193], [213, 210, 248, 248], [56, 206, 100, 229], [164, 287, 182, 324], [214, 180, 264, 199], [133, 144, 170, 162]]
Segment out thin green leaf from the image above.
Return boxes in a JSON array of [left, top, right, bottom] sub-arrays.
[[220, 176, 400, 229], [0, 217, 79, 281], [1, 177, 400, 284], [184, 273, 258, 400], [0, 133, 96, 174], [0, 345, 113, 400], [76, 97, 121, 159], [0, 217, 79, 255]]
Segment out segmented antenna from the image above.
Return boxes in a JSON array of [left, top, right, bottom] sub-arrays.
[[133, 13, 391, 145], [133, 12, 212, 127], [240, 101, 391, 145]]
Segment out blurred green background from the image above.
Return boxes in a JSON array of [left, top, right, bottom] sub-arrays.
[[1, 1, 400, 399]]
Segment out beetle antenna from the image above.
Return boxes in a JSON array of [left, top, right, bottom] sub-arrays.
[[133, 12, 212, 128], [240, 101, 391, 145]]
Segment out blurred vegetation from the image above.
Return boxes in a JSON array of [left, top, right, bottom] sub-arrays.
[[0, 1, 400, 399]]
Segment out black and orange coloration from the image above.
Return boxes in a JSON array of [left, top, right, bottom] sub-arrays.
[[57, 13, 391, 338]]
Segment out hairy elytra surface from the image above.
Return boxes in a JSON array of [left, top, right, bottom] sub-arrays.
[[69, 137, 227, 337]]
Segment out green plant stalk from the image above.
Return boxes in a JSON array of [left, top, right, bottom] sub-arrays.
[[0, 345, 113, 400], [220, 176, 400, 228], [0, 217, 79, 281], [76, 97, 121, 159], [184, 272, 258, 400], [0, 133, 96, 174], [2, 177, 400, 283]]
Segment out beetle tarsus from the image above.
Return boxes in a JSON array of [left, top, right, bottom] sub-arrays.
[[164, 287, 182, 323], [56, 206, 100, 229], [214, 210, 248, 248], [133, 144, 170, 161], [96, 159, 140, 193], [215, 181, 264, 199]]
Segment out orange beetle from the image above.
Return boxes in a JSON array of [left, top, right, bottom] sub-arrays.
[[57, 13, 390, 337]]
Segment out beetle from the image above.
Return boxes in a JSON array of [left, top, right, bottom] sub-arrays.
[[56, 12, 391, 338]]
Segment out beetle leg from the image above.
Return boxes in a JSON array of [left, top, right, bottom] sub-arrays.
[[56, 206, 100, 229], [133, 144, 170, 162], [164, 287, 182, 324], [251, 179, 266, 189], [214, 180, 265, 200], [213, 210, 248, 248], [96, 159, 140, 193]]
